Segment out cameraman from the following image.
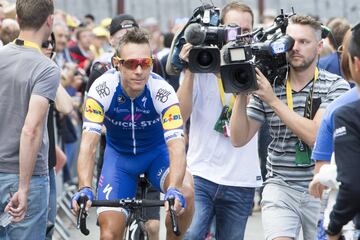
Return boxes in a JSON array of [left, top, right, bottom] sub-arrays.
[[230, 15, 349, 240], [177, 2, 262, 240]]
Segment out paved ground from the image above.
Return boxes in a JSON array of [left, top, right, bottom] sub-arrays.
[[55, 208, 264, 240]]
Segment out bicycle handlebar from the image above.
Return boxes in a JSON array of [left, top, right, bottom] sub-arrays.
[[76, 196, 181, 236], [91, 199, 165, 208]]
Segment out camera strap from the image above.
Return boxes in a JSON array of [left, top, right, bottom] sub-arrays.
[[213, 77, 235, 137], [13, 39, 42, 53], [286, 67, 319, 111], [286, 67, 319, 166], [217, 77, 235, 111]]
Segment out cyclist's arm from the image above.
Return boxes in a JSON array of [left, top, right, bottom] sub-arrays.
[[77, 131, 100, 188], [166, 137, 186, 189]]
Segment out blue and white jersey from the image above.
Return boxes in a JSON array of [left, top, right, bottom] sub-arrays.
[[83, 70, 184, 155]]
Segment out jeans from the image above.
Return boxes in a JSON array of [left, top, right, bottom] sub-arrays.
[[184, 176, 255, 240], [46, 168, 56, 240], [0, 173, 49, 240]]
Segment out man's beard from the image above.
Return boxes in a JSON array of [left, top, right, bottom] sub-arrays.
[[289, 54, 317, 72]]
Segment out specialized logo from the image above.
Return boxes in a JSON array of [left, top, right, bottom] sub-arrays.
[[118, 95, 126, 103], [96, 81, 110, 98], [162, 105, 183, 130], [155, 88, 171, 103], [141, 96, 147, 107], [103, 184, 113, 200], [84, 98, 104, 123]]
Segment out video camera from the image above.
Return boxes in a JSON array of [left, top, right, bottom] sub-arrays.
[[220, 8, 296, 93], [184, 9, 241, 73]]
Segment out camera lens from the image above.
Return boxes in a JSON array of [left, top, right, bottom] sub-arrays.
[[197, 51, 213, 67]]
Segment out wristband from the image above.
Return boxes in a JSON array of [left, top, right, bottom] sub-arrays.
[[71, 186, 94, 208], [164, 187, 186, 209]]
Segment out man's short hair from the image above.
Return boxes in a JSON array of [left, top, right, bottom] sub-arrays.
[[16, 0, 54, 30], [348, 23, 360, 60], [290, 15, 322, 41], [220, 1, 254, 27], [116, 28, 150, 57], [327, 18, 350, 49]]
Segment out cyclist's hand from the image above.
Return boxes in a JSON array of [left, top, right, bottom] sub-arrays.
[[71, 187, 94, 214], [164, 187, 186, 216]]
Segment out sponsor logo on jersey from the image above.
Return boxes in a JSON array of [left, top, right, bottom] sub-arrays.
[[123, 113, 142, 121], [84, 98, 104, 123], [162, 105, 183, 130], [118, 95, 126, 103], [334, 126, 347, 138], [141, 96, 147, 107], [96, 81, 110, 98], [155, 88, 171, 103]]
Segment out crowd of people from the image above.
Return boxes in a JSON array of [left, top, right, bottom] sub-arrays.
[[0, 0, 359, 240]]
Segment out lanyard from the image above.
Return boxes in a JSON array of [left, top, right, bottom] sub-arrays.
[[14, 39, 42, 53], [217, 77, 235, 111], [286, 67, 319, 111]]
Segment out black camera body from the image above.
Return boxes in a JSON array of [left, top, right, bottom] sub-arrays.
[[183, 5, 241, 73], [220, 9, 296, 93]]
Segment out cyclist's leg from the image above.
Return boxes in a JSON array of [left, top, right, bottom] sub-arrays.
[[184, 176, 217, 240], [214, 185, 255, 240], [97, 146, 147, 239], [146, 144, 195, 239]]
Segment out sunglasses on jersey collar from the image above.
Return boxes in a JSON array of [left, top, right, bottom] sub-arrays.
[[114, 56, 153, 70]]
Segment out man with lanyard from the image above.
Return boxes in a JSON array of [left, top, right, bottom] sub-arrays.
[[230, 15, 349, 240], [71, 28, 194, 239], [177, 2, 262, 239], [0, 0, 60, 239]]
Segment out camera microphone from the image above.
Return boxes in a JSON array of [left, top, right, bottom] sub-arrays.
[[184, 23, 206, 45]]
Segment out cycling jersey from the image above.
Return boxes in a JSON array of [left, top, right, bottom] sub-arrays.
[[83, 69, 184, 155]]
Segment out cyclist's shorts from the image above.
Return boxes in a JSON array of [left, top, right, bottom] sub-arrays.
[[97, 143, 169, 201]]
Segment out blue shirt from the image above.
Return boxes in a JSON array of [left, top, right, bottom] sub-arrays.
[[311, 87, 359, 161], [318, 52, 342, 77]]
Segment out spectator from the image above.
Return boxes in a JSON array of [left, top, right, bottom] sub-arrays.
[[0, 0, 60, 239], [177, 2, 262, 239], [0, 18, 19, 45], [69, 27, 94, 74], [326, 22, 360, 240], [230, 15, 349, 240], [41, 32, 73, 240], [319, 18, 350, 77]]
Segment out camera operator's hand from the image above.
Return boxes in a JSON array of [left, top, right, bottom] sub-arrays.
[[254, 68, 277, 106], [179, 43, 193, 63]]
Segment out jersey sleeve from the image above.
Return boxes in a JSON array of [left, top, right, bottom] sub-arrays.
[[311, 110, 333, 161], [149, 74, 184, 142], [83, 72, 118, 135]]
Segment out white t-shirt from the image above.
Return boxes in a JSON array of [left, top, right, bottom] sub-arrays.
[[185, 73, 262, 187]]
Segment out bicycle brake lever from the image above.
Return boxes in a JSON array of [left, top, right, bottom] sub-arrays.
[[77, 194, 90, 236], [168, 196, 181, 236]]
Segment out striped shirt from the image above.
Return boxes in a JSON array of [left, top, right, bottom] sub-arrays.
[[247, 69, 350, 189]]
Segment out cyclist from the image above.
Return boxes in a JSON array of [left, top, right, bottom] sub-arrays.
[[71, 28, 194, 239]]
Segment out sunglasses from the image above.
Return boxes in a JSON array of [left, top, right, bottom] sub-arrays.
[[115, 57, 153, 70], [41, 40, 54, 49]]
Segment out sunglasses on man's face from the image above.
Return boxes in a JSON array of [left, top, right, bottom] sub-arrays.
[[41, 40, 54, 49], [117, 57, 153, 70]]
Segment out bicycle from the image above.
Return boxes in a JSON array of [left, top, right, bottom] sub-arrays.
[[76, 176, 180, 239]]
